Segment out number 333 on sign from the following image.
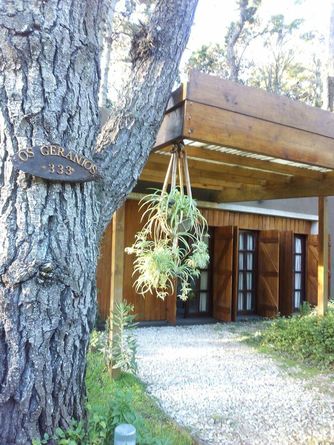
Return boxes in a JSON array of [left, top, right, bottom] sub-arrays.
[[48, 163, 75, 176]]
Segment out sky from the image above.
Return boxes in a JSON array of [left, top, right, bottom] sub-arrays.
[[185, 0, 332, 57]]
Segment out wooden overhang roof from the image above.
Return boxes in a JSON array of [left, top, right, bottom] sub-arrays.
[[139, 70, 334, 202]]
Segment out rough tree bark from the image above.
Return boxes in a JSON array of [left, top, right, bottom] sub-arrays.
[[0, 0, 198, 443]]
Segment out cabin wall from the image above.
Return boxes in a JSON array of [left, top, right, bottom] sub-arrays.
[[96, 199, 322, 323], [123, 200, 167, 321], [200, 207, 312, 233]]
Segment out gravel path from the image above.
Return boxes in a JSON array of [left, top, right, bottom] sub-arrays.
[[136, 323, 334, 445]]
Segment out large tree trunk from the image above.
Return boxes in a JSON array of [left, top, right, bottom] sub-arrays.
[[0, 0, 198, 442], [0, 2, 101, 442]]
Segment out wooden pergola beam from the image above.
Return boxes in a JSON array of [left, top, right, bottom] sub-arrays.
[[183, 101, 334, 170], [186, 71, 334, 140], [318, 197, 329, 316], [151, 72, 334, 202], [214, 176, 334, 202]]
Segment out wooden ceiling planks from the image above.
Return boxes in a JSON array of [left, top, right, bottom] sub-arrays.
[[146, 71, 334, 202], [184, 146, 325, 179]]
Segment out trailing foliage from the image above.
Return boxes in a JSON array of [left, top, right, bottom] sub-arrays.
[[259, 302, 334, 368], [125, 188, 209, 300]]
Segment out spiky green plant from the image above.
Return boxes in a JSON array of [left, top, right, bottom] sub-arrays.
[[111, 302, 138, 374], [125, 188, 209, 300]]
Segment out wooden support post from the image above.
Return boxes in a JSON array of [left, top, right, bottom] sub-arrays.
[[109, 205, 125, 377], [317, 197, 329, 316]]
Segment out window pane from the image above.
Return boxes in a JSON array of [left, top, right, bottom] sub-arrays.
[[239, 253, 244, 270], [200, 271, 208, 290], [188, 293, 198, 313], [247, 253, 253, 270], [247, 292, 253, 310], [238, 292, 243, 311], [294, 291, 301, 309], [295, 237, 302, 254], [295, 255, 301, 271], [294, 272, 301, 289], [247, 234, 254, 250], [188, 275, 197, 291], [238, 272, 243, 290], [199, 292, 208, 312], [239, 234, 244, 250], [203, 234, 210, 246], [246, 272, 252, 290]]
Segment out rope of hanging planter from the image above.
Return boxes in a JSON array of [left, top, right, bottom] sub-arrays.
[[125, 142, 209, 301]]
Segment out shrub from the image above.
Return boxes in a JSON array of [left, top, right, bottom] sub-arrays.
[[260, 302, 334, 368]]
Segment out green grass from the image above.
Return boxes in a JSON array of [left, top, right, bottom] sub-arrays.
[[86, 351, 196, 445]]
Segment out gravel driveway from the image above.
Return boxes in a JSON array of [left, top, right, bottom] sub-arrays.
[[136, 323, 334, 445]]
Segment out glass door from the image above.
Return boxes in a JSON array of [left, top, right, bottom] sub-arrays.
[[237, 230, 257, 314], [293, 235, 306, 311], [176, 229, 213, 318]]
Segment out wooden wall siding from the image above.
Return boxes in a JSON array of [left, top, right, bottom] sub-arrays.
[[257, 230, 280, 318], [200, 208, 312, 234], [96, 222, 113, 321], [123, 200, 167, 321], [279, 231, 294, 316], [212, 226, 235, 321]]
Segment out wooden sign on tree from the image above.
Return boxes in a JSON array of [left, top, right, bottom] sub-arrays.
[[13, 145, 100, 183]]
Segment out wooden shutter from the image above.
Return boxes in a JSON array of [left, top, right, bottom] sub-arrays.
[[306, 234, 331, 305], [306, 235, 318, 306], [279, 231, 293, 316], [212, 226, 235, 321], [258, 230, 280, 318]]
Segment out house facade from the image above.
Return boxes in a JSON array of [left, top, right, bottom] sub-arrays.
[[97, 71, 333, 324], [96, 196, 327, 323]]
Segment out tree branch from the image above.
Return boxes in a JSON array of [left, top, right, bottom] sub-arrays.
[[94, 0, 198, 234]]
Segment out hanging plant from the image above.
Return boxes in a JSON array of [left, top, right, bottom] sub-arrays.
[[125, 145, 210, 301]]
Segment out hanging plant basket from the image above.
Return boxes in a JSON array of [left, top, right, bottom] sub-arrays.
[[125, 144, 210, 301]]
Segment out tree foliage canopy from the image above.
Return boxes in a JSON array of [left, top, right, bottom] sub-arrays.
[[186, 1, 325, 107]]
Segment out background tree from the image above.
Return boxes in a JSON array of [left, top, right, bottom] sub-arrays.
[[0, 0, 198, 443], [187, 0, 263, 82], [225, 0, 262, 82], [187, 2, 325, 107], [328, 0, 334, 110], [249, 15, 324, 106]]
